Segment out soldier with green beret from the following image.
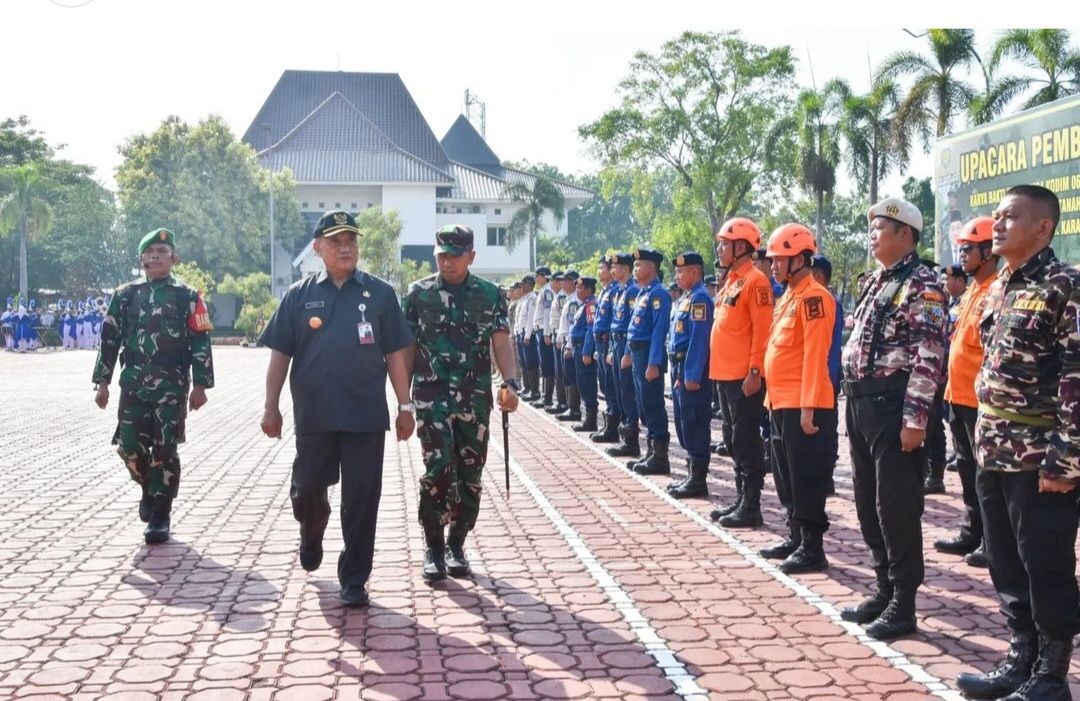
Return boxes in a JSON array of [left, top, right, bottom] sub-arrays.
[[402, 224, 521, 582], [92, 227, 215, 544]]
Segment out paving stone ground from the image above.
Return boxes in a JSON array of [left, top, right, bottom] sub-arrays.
[[0, 347, 1078, 700]]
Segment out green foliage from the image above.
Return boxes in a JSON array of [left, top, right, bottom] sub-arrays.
[[902, 176, 936, 246], [171, 261, 214, 302], [536, 235, 575, 269], [0, 162, 53, 300], [986, 29, 1080, 111], [353, 207, 433, 296], [0, 116, 53, 167], [115, 115, 306, 282], [580, 30, 796, 233], [836, 79, 907, 206], [218, 271, 276, 341]]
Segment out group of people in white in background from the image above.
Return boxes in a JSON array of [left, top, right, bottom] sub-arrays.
[[1, 295, 107, 352]]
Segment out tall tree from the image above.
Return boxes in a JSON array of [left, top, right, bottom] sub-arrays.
[[0, 116, 53, 167], [115, 115, 305, 282], [352, 207, 432, 295], [0, 163, 52, 302], [836, 79, 908, 207], [503, 177, 565, 270], [988, 29, 1080, 110], [580, 31, 796, 233], [877, 29, 979, 151]]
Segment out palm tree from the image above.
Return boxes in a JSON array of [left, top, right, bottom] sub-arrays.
[[785, 85, 843, 241], [877, 29, 979, 151], [837, 78, 909, 207], [503, 176, 565, 270], [988, 29, 1080, 110], [0, 163, 53, 303]]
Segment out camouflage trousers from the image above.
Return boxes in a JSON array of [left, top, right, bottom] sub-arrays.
[[112, 392, 186, 499], [416, 395, 492, 535]]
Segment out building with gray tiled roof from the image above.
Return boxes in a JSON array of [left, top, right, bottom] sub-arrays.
[[244, 70, 593, 284]]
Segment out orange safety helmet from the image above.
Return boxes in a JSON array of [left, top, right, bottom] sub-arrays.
[[715, 217, 762, 249], [766, 223, 818, 258], [955, 216, 994, 244]]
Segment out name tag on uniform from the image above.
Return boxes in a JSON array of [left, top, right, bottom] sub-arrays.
[[357, 322, 375, 345], [304, 301, 325, 309]]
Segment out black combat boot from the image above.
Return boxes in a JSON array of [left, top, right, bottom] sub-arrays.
[[572, 406, 598, 433], [666, 459, 693, 494], [865, 589, 917, 640], [956, 632, 1037, 699], [547, 377, 567, 414], [627, 436, 652, 470], [423, 527, 447, 583], [759, 519, 800, 559], [606, 422, 640, 458], [634, 436, 671, 475], [840, 568, 893, 624], [713, 441, 730, 457], [779, 528, 828, 574], [144, 495, 172, 544], [591, 413, 621, 443], [669, 457, 709, 499], [965, 540, 988, 568], [445, 523, 472, 578], [998, 636, 1071, 701], [719, 472, 763, 528], [557, 386, 581, 421], [923, 460, 946, 494], [138, 482, 152, 523], [710, 471, 743, 521]]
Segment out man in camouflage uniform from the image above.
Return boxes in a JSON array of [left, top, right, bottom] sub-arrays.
[[403, 225, 521, 582], [93, 228, 214, 544], [956, 186, 1080, 701], [840, 198, 946, 640]]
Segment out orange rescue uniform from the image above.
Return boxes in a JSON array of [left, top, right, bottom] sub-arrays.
[[764, 274, 836, 410], [943, 272, 997, 408], [709, 259, 774, 381]]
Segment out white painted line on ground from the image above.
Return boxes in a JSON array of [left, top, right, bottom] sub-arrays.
[[490, 438, 710, 701], [525, 403, 967, 701]]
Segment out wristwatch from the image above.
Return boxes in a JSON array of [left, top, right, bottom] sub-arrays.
[[505, 378, 523, 392], [398, 402, 416, 413]]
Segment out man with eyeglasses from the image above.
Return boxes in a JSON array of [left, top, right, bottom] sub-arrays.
[[259, 210, 416, 608], [402, 224, 520, 583]]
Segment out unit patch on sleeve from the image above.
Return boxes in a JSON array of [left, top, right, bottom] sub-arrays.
[[804, 295, 824, 320], [691, 303, 708, 321]]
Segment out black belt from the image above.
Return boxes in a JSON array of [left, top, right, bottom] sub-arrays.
[[594, 331, 610, 343], [571, 338, 585, 348], [668, 351, 686, 362], [629, 340, 648, 350], [842, 372, 909, 398], [612, 331, 627, 342]]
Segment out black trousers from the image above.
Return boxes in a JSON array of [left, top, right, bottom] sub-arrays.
[[948, 404, 982, 543], [846, 388, 925, 592], [770, 407, 837, 535], [717, 379, 765, 482], [977, 468, 1080, 640], [292, 431, 385, 589], [925, 386, 948, 472]]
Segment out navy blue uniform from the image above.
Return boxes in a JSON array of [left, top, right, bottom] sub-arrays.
[[670, 282, 714, 461], [628, 278, 671, 439], [610, 280, 640, 426], [573, 295, 598, 410], [593, 280, 619, 416]]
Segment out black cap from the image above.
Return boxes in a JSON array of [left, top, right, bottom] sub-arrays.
[[579, 276, 597, 289], [673, 251, 704, 267], [435, 224, 474, 255], [810, 254, 833, 279], [535, 266, 552, 277], [608, 252, 634, 267], [633, 248, 664, 265], [942, 264, 965, 278], [704, 275, 717, 285], [564, 270, 580, 281], [313, 210, 360, 239], [667, 281, 679, 291], [522, 274, 536, 284], [552, 272, 565, 281], [598, 255, 611, 267], [754, 247, 768, 260]]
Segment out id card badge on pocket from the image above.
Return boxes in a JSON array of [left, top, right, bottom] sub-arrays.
[[357, 322, 375, 345]]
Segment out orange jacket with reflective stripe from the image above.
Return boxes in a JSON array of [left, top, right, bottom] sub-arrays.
[[708, 259, 775, 381], [763, 274, 836, 410], [944, 272, 997, 408]]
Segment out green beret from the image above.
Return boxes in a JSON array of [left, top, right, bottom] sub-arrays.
[[139, 228, 176, 255]]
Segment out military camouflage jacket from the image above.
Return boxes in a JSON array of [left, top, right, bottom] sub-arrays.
[[92, 276, 214, 399], [403, 273, 510, 406], [841, 250, 946, 430], [975, 246, 1080, 479]]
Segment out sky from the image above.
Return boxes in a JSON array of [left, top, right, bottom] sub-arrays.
[[4, 0, 1077, 202]]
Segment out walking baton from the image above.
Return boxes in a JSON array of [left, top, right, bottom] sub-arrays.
[[500, 383, 510, 496]]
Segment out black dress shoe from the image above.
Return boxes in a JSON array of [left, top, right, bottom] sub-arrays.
[[299, 544, 323, 571], [933, 534, 979, 555], [446, 545, 471, 577], [965, 542, 988, 568], [340, 585, 370, 608]]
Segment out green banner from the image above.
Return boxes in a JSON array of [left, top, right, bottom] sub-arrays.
[[935, 94, 1080, 265]]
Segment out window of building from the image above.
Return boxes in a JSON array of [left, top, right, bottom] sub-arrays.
[[318, 202, 324, 209], [301, 211, 322, 234], [302, 202, 309, 209], [351, 202, 357, 209], [494, 208, 501, 215], [436, 186, 452, 198], [487, 226, 507, 246], [334, 202, 341, 208], [456, 208, 462, 214], [401, 245, 434, 268], [368, 203, 374, 208], [471, 205, 481, 214]]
